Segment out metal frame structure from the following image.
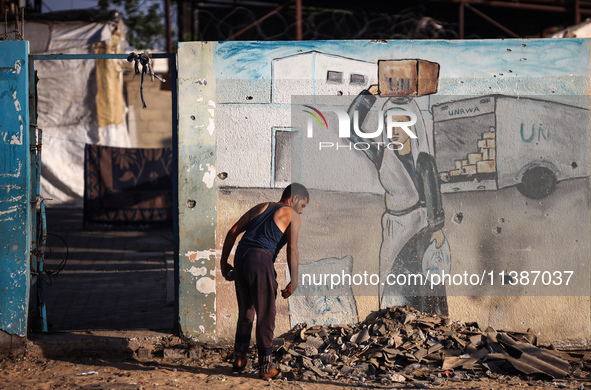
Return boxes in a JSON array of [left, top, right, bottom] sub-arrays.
[[178, 0, 591, 40], [455, 0, 591, 38]]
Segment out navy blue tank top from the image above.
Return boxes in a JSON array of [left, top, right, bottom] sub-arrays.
[[239, 203, 289, 260]]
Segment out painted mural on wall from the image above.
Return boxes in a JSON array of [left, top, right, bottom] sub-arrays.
[[433, 96, 589, 199], [178, 39, 591, 337], [288, 256, 359, 326], [344, 60, 450, 314]]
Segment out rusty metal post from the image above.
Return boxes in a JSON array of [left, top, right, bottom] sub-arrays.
[[465, 3, 520, 38], [486, 1, 567, 13], [178, 0, 192, 41], [164, 0, 172, 52], [228, 2, 288, 40], [459, 0, 465, 39], [14, 5, 17, 39], [296, 0, 302, 40]]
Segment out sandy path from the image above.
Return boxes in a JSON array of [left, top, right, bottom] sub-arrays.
[[2, 352, 589, 390]]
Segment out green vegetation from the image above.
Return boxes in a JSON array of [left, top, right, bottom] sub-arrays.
[[98, 0, 165, 50]]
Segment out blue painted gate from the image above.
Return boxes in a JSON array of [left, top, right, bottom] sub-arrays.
[[0, 46, 179, 349], [0, 40, 34, 338]]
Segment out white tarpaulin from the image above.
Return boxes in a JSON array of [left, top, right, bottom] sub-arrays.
[[27, 19, 131, 206]]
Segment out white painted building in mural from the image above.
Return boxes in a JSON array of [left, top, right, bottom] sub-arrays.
[[217, 51, 381, 192], [272, 51, 377, 104]]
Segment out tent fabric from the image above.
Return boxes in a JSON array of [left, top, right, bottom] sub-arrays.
[[36, 46, 98, 128], [94, 42, 126, 128], [40, 121, 130, 206], [24, 22, 51, 53], [29, 20, 131, 206], [48, 21, 115, 51], [83, 144, 173, 227]]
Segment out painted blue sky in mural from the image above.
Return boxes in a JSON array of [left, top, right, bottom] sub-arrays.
[[214, 39, 589, 97]]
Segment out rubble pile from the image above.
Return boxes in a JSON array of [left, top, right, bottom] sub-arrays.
[[268, 306, 588, 385]]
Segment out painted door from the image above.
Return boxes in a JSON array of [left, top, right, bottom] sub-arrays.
[[0, 41, 31, 337]]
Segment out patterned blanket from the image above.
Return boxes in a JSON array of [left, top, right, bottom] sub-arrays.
[[84, 144, 173, 228]]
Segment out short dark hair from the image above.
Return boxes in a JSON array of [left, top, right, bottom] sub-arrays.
[[280, 183, 309, 202]]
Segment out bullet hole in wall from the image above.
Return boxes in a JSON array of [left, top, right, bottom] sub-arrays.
[[217, 172, 228, 180], [452, 212, 464, 224], [502, 273, 515, 285], [493, 226, 502, 235], [187, 199, 196, 209]]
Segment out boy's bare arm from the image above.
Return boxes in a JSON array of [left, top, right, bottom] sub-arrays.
[[220, 203, 266, 280], [281, 211, 302, 298]]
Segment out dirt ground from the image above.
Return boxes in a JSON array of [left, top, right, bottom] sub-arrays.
[[1, 348, 590, 390]]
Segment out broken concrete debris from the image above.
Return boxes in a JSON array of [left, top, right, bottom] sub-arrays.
[[259, 305, 582, 385]]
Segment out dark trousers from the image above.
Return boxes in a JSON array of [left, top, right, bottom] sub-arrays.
[[233, 245, 278, 357]]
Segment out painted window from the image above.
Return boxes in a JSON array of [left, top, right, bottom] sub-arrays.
[[350, 73, 366, 85], [327, 70, 343, 83], [271, 127, 301, 188]]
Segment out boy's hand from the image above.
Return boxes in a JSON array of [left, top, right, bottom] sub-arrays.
[[222, 263, 235, 281], [281, 283, 292, 299]]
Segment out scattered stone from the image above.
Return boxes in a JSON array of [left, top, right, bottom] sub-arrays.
[[272, 305, 573, 384], [302, 371, 316, 381], [188, 346, 202, 360], [278, 364, 291, 372], [163, 348, 187, 360], [304, 346, 318, 357], [390, 373, 407, 383], [137, 348, 151, 359]]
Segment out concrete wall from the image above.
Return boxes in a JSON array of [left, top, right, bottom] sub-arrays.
[[124, 63, 172, 148], [178, 40, 591, 348], [0, 41, 31, 356], [178, 43, 217, 342]]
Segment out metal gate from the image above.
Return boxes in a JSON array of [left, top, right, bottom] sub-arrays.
[[26, 52, 178, 332], [0, 40, 33, 339]]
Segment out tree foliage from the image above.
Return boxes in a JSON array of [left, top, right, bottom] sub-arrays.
[[99, 0, 165, 50]]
